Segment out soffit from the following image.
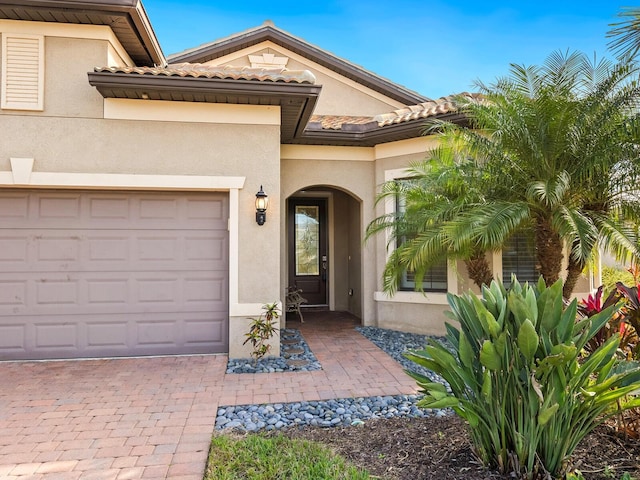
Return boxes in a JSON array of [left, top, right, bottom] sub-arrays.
[[300, 93, 479, 146], [88, 66, 321, 143], [89, 65, 477, 146], [0, 0, 164, 66]]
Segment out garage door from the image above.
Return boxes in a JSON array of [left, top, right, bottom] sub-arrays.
[[0, 190, 229, 360]]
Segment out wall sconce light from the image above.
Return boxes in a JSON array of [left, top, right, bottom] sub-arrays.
[[255, 185, 268, 225]]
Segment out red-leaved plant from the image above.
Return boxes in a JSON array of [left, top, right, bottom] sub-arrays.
[[577, 285, 628, 354]]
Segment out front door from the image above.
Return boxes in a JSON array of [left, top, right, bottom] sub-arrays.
[[288, 198, 327, 306]]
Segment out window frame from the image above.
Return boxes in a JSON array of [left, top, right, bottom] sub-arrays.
[[394, 179, 448, 292], [380, 170, 450, 294]]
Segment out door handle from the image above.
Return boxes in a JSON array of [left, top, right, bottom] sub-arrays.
[[321, 255, 327, 281]]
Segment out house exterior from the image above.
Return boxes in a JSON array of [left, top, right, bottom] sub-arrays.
[[0, 0, 594, 361]]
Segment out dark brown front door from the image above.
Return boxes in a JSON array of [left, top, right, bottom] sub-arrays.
[[288, 198, 327, 306]]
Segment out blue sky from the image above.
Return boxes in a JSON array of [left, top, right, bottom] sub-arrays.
[[143, 0, 622, 99]]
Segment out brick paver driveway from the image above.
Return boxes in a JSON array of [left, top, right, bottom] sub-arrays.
[[0, 312, 418, 479], [0, 355, 227, 479]]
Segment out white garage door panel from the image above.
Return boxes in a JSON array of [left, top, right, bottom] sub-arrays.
[[0, 191, 229, 360]]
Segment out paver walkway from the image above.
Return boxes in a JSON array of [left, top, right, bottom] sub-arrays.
[[0, 312, 418, 479]]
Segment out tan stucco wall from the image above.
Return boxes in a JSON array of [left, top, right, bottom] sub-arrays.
[[372, 141, 460, 334], [0, 22, 130, 119], [348, 196, 363, 317], [1, 112, 283, 359], [376, 301, 449, 336], [281, 156, 376, 323], [43, 37, 105, 118], [280, 54, 403, 116], [206, 43, 404, 117]]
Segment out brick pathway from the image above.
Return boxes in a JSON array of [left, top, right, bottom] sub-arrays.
[[0, 312, 418, 479]]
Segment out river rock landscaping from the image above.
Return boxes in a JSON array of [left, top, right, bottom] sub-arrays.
[[226, 327, 321, 374], [215, 325, 640, 479], [218, 326, 448, 432]]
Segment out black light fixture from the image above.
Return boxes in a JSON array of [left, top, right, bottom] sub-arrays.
[[255, 185, 268, 225]]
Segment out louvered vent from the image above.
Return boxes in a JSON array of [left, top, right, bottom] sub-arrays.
[[1, 34, 44, 111]]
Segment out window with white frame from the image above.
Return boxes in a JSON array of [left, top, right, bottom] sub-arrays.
[[502, 232, 539, 288], [395, 178, 448, 292]]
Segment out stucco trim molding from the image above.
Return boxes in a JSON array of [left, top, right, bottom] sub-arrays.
[[229, 302, 283, 317], [373, 291, 449, 305], [0, 164, 245, 191]]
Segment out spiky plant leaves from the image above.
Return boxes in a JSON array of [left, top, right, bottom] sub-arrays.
[[404, 278, 640, 479]]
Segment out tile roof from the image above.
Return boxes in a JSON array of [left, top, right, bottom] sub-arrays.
[[93, 63, 316, 84], [374, 93, 482, 127], [309, 115, 375, 130], [310, 93, 482, 131]]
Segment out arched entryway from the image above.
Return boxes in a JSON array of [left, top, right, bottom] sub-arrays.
[[285, 186, 362, 320]]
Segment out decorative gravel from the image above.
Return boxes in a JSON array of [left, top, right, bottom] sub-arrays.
[[356, 326, 449, 382], [226, 328, 321, 374], [215, 394, 449, 432], [216, 326, 456, 432]]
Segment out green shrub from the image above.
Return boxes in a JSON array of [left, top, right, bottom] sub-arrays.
[[602, 266, 635, 296], [243, 302, 280, 365], [406, 278, 640, 479]]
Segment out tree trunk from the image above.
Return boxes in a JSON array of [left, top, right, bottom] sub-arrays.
[[563, 253, 584, 299], [534, 216, 564, 286], [464, 248, 494, 289]]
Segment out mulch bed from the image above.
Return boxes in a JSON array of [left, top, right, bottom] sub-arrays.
[[276, 415, 640, 479]]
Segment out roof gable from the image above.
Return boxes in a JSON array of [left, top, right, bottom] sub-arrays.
[[193, 40, 406, 117], [168, 22, 429, 106]]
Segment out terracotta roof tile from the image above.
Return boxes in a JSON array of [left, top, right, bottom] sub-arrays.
[[373, 92, 482, 127], [94, 63, 316, 84], [309, 115, 375, 130], [309, 93, 482, 132]]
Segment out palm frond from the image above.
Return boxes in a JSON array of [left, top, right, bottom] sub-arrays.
[[607, 7, 640, 60]]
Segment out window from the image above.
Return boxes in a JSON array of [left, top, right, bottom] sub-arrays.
[[502, 233, 538, 288], [294, 205, 320, 276], [1, 34, 44, 111], [396, 180, 448, 292], [400, 261, 448, 292]]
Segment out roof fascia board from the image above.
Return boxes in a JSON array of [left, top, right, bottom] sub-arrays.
[[297, 112, 467, 146], [87, 71, 322, 97]]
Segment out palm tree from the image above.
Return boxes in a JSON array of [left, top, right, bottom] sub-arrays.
[[463, 52, 640, 297], [608, 7, 640, 60], [369, 51, 640, 298], [365, 145, 495, 293]]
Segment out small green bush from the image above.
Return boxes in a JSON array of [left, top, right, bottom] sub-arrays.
[[406, 278, 640, 480], [602, 266, 635, 296], [243, 302, 280, 365]]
